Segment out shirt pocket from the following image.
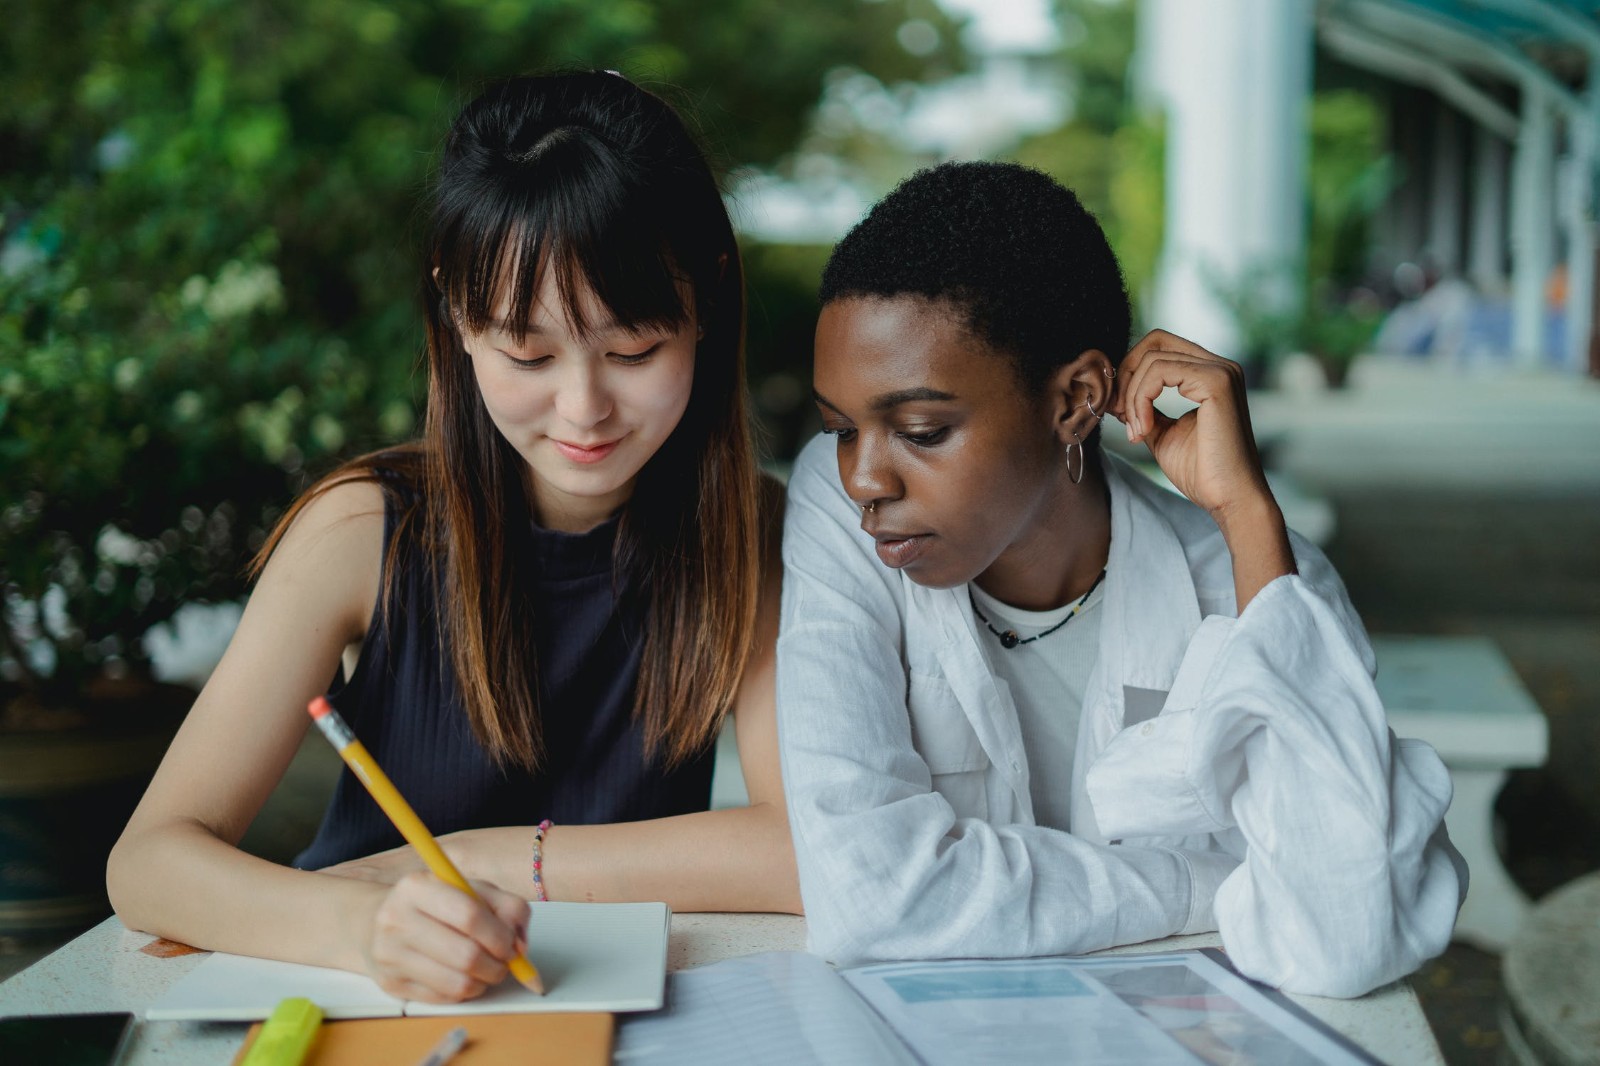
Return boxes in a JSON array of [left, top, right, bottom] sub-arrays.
[[907, 670, 990, 819]]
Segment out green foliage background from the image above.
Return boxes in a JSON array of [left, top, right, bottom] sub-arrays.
[[0, 0, 963, 700], [1011, 0, 1164, 318]]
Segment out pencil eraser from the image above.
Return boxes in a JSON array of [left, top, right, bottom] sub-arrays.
[[307, 696, 333, 720]]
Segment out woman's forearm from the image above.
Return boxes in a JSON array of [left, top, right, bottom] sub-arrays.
[[450, 803, 802, 914], [1214, 493, 1297, 612], [108, 819, 384, 972]]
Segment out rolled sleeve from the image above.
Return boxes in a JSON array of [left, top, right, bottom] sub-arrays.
[[1087, 567, 1466, 997]]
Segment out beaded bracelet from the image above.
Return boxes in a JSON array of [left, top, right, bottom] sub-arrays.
[[530, 819, 555, 902]]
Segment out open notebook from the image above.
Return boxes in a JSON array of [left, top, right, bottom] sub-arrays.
[[147, 901, 669, 1021]]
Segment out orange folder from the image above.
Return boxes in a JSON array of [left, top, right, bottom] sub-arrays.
[[231, 1012, 613, 1065]]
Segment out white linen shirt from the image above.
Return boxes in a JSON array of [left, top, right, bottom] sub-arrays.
[[776, 433, 1467, 998]]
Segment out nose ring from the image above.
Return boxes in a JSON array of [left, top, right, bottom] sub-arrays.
[[863, 501, 876, 514]]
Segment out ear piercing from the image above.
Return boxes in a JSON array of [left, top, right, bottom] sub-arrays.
[[1065, 429, 1085, 485]]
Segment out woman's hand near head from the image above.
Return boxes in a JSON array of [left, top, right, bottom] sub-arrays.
[[1113, 330, 1270, 518], [1111, 329, 1296, 609], [356, 872, 529, 1003]]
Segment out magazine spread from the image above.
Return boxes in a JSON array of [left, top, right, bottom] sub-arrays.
[[614, 950, 1376, 1066]]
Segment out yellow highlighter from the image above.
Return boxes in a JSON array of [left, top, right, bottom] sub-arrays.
[[240, 997, 322, 1066], [307, 696, 546, 995]]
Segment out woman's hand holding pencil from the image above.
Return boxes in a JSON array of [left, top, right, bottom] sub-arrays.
[[307, 696, 546, 1003], [358, 870, 533, 1003]]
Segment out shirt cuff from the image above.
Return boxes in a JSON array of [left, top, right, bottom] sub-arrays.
[[1177, 848, 1239, 935]]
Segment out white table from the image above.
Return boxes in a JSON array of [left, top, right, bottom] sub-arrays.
[[1373, 634, 1549, 951], [0, 914, 1442, 1063]]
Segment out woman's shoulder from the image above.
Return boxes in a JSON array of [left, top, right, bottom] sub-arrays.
[[254, 449, 431, 627], [295, 449, 428, 542], [286, 452, 425, 545], [263, 478, 387, 602]]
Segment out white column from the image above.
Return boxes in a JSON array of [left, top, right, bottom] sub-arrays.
[[1141, 0, 1313, 355], [1469, 123, 1510, 294], [1429, 105, 1464, 275], [1511, 79, 1555, 367]]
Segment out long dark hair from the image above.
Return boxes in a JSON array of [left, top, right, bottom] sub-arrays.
[[258, 72, 759, 770]]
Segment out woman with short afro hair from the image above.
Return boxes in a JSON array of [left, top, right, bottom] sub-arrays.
[[776, 160, 1465, 999]]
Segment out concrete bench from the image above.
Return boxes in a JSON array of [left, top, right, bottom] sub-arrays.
[[1372, 634, 1550, 952], [1501, 871, 1600, 1066]]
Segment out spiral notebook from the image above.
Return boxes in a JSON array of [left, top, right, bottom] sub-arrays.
[[147, 901, 669, 1021]]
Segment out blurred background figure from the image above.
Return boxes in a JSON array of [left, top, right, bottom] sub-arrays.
[[3, 3, 1598, 1061]]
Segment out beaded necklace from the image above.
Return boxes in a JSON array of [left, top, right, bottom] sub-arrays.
[[969, 569, 1106, 650]]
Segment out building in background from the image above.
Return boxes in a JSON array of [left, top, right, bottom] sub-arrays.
[[1137, 0, 1600, 375]]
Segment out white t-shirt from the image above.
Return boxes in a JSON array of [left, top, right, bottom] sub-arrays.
[[967, 578, 1104, 830]]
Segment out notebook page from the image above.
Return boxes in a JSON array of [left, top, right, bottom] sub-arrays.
[[614, 952, 918, 1065], [147, 901, 669, 1021], [405, 901, 669, 1016], [147, 952, 405, 1021]]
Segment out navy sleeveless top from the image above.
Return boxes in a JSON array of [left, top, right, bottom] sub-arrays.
[[294, 479, 716, 869]]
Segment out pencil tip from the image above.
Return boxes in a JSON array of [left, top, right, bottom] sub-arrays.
[[508, 950, 545, 995]]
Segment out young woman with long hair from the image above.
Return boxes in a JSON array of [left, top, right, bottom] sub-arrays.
[[109, 71, 797, 1004]]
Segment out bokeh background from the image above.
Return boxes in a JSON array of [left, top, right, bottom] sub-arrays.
[[4, 2, 1598, 1061]]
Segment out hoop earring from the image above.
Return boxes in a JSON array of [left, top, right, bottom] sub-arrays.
[[1083, 397, 1104, 422], [1065, 433, 1085, 485]]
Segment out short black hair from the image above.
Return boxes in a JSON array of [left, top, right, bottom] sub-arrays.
[[819, 161, 1131, 395]]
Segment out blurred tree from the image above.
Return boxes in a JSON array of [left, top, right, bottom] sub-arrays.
[[1305, 89, 1393, 291], [0, 0, 961, 703], [1009, 0, 1164, 319], [742, 240, 833, 462]]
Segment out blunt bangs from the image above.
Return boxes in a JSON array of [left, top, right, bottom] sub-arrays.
[[432, 123, 692, 344]]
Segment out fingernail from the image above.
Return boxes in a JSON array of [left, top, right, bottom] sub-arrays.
[[1125, 420, 1135, 442]]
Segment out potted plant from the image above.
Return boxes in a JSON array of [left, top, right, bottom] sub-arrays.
[[1219, 268, 1383, 390], [1293, 280, 1384, 389]]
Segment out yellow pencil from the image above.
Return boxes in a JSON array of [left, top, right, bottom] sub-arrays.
[[306, 696, 545, 995]]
